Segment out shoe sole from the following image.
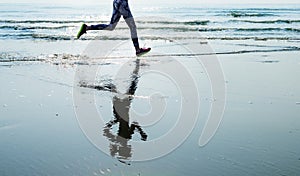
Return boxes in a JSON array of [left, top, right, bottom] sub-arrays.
[[136, 49, 151, 57]]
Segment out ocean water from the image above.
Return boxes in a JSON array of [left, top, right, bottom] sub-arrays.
[[1, 2, 300, 176], [0, 3, 300, 62], [1, 3, 300, 41]]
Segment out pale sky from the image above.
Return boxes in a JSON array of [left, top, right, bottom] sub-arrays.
[[1, 0, 300, 4]]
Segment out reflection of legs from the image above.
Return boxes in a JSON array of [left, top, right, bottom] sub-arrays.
[[105, 117, 119, 128], [127, 59, 140, 95], [129, 122, 147, 141]]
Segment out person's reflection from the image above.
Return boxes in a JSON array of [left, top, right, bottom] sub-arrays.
[[103, 59, 147, 163]]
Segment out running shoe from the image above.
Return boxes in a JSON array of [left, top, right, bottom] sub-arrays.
[[136, 47, 151, 57], [77, 24, 87, 39]]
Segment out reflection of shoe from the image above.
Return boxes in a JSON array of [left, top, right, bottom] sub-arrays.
[[105, 123, 112, 128], [136, 47, 151, 57], [77, 24, 87, 39], [141, 133, 148, 141]]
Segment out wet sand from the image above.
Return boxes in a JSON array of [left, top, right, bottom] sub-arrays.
[[1, 39, 300, 175]]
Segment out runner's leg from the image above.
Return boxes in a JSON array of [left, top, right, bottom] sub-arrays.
[[118, 0, 140, 50], [88, 0, 122, 31]]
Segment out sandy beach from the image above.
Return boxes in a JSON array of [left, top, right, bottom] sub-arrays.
[[1, 38, 300, 175], [1, 2, 300, 176]]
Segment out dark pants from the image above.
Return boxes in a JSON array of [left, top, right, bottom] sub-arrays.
[[90, 0, 139, 48]]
